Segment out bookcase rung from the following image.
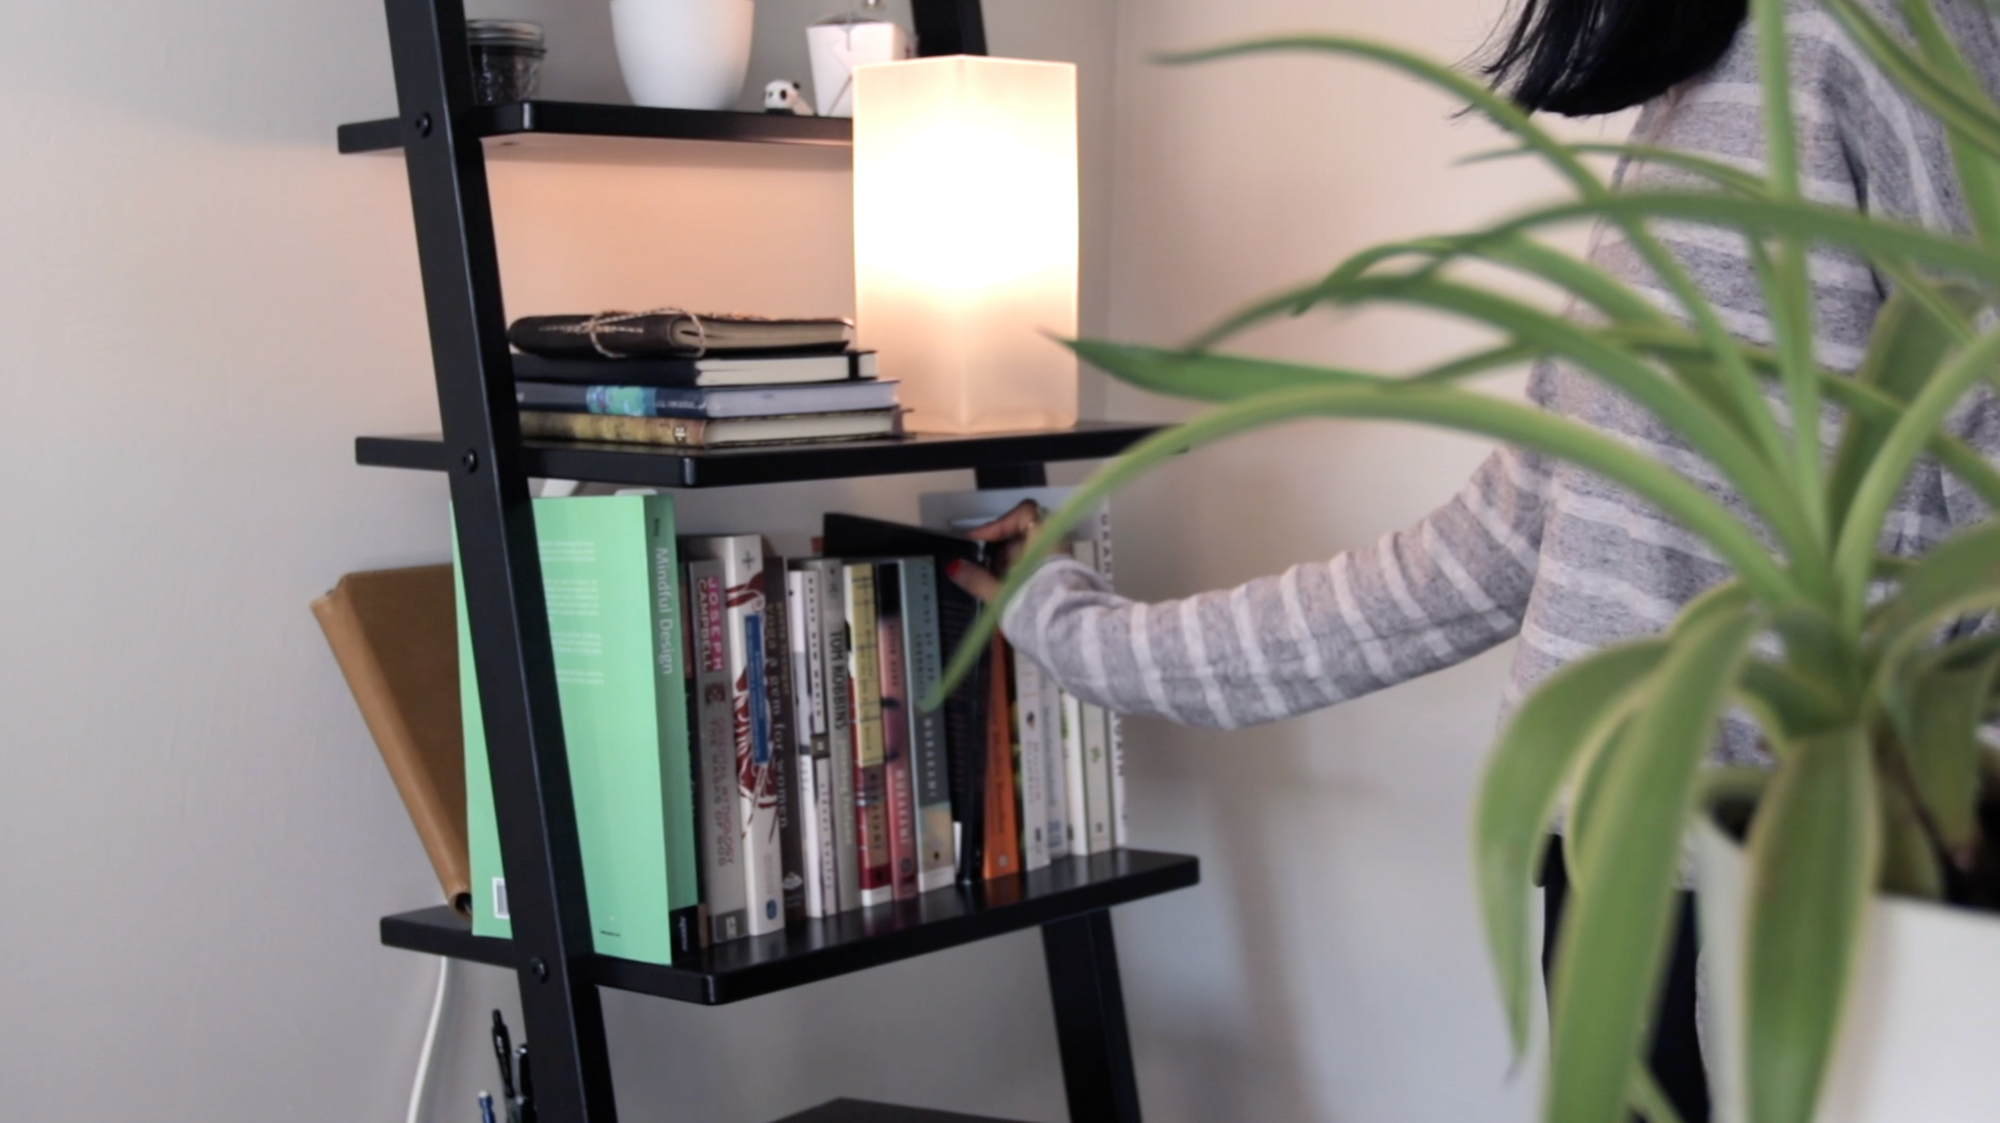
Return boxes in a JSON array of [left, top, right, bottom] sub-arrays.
[[381, 849, 1198, 1006], [355, 423, 1164, 489]]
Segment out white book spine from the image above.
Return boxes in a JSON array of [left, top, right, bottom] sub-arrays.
[[1060, 690, 1088, 857], [687, 559, 750, 942], [1012, 648, 1051, 871], [689, 537, 785, 937], [817, 561, 862, 910], [1087, 529, 1130, 849], [787, 570, 830, 919], [1042, 669, 1069, 860], [1071, 541, 1114, 855]]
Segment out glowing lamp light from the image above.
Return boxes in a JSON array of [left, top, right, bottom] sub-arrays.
[[854, 56, 1080, 434]]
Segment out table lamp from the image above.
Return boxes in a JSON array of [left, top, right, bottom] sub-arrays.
[[854, 56, 1080, 435]]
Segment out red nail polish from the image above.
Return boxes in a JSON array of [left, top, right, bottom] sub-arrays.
[[946, 560, 967, 581]]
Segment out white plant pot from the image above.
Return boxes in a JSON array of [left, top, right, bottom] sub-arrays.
[[610, 0, 755, 111], [1694, 816, 2000, 1123]]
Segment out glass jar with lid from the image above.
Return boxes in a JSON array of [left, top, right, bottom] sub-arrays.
[[466, 19, 546, 105]]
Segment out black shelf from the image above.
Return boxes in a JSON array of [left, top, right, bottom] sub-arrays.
[[357, 422, 1164, 489], [775, 1100, 1027, 1123], [382, 849, 1198, 1006], [338, 100, 852, 159]]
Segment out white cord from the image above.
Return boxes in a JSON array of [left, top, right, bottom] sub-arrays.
[[406, 956, 454, 1123]]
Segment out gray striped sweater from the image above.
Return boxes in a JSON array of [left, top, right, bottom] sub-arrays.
[[1002, 0, 2000, 766]]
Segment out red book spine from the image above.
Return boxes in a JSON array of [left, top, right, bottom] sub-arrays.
[[845, 563, 894, 906], [875, 563, 921, 900]]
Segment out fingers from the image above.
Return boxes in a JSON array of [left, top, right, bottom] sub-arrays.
[[963, 500, 1043, 543], [946, 559, 1004, 604]]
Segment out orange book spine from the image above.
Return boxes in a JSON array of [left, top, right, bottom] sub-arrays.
[[982, 633, 1023, 880]]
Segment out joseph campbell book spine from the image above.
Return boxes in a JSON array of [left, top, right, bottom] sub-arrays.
[[844, 562, 894, 907]]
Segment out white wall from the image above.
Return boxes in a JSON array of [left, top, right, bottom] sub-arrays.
[[0, 0, 1621, 1120], [1096, 2, 1624, 1121]]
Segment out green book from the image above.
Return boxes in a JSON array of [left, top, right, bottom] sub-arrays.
[[456, 495, 699, 965]]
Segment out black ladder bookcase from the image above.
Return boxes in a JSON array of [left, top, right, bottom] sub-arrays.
[[343, 1, 1200, 1121]]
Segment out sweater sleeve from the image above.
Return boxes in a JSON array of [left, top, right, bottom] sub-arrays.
[[999, 444, 1552, 730]]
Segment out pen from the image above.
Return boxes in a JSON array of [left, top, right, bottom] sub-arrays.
[[491, 1010, 517, 1103], [478, 1091, 497, 1123], [517, 1045, 536, 1123]]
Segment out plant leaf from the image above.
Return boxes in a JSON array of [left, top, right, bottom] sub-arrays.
[[1742, 728, 1880, 1123], [1474, 641, 1666, 1058], [1866, 520, 2000, 669], [1547, 607, 1761, 1123], [1819, 0, 2000, 160], [1630, 1066, 1690, 1123], [1836, 324, 2000, 621], [1878, 756, 1948, 900], [1829, 285, 1986, 532], [1887, 647, 2000, 853]]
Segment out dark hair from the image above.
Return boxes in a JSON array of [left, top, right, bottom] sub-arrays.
[[1485, 0, 1750, 116]]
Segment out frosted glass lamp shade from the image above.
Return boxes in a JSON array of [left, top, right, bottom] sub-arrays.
[[854, 57, 1080, 434]]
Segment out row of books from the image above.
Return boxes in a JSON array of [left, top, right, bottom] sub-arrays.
[[458, 487, 1125, 965], [508, 312, 903, 449]]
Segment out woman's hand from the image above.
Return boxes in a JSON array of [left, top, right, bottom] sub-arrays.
[[944, 499, 1044, 604]]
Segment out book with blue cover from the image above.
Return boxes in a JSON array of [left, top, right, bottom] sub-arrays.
[[516, 378, 900, 419]]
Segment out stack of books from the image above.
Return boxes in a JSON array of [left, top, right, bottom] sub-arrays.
[[507, 311, 903, 449], [453, 487, 1127, 965]]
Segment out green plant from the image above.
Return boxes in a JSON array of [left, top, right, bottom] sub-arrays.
[[925, 1, 2000, 1121]]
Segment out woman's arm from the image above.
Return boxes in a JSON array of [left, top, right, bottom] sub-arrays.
[[991, 445, 1551, 730]]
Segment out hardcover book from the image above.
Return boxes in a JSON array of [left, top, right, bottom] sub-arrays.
[[509, 311, 855, 358], [312, 565, 470, 916], [1071, 539, 1116, 856], [683, 537, 786, 937], [512, 350, 878, 388], [843, 562, 894, 907], [786, 568, 835, 918], [762, 556, 808, 924], [519, 409, 903, 449], [1011, 645, 1051, 872], [984, 634, 1023, 880], [796, 558, 861, 911], [873, 563, 922, 900], [685, 558, 751, 942], [514, 378, 899, 420], [894, 557, 958, 893], [458, 496, 700, 965]]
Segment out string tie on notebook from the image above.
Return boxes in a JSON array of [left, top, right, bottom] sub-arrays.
[[574, 308, 709, 359]]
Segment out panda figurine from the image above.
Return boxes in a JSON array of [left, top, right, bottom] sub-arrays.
[[764, 80, 817, 116]]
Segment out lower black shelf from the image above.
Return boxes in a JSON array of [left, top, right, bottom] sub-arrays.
[[355, 422, 1165, 489], [382, 848, 1197, 1005], [774, 1100, 1027, 1123]]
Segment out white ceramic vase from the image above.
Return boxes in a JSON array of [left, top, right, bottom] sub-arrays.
[[610, 0, 756, 111], [1694, 816, 2000, 1123]]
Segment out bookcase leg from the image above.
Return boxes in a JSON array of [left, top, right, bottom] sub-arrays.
[[1041, 910, 1143, 1123]]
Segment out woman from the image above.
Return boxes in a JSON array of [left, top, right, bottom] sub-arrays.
[[950, 1, 2000, 1119]]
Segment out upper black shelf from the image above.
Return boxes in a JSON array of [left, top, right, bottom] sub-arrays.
[[357, 421, 1163, 489], [382, 848, 1198, 1006], [338, 101, 852, 160]]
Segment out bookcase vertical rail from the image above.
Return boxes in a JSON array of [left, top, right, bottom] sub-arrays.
[[911, 0, 990, 56], [1042, 911, 1144, 1123], [381, 1, 617, 1120]]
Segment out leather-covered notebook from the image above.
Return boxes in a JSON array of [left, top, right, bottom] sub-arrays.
[[312, 565, 471, 916]]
